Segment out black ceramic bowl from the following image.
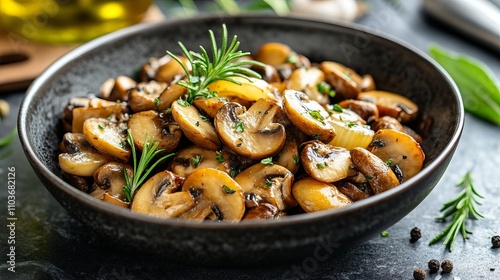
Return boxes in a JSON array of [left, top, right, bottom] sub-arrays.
[[18, 15, 463, 266]]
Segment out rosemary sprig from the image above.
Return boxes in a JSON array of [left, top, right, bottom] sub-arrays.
[[122, 130, 175, 202], [429, 171, 484, 251], [167, 24, 265, 104]]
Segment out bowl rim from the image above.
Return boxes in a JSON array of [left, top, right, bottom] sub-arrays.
[[18, 14, 464, 230]]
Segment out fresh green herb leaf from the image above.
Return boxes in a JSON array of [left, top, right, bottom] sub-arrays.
[[164, 108, 172, 114], [429, 171, 484, 251], [215, 151, 225, 163], [199, 115, 209, 122], [308, 110, 325, 123], [192, 155, 203, 167], [222, 185, 236, 194], [316, 163, 325, 169], [264, 181, 272, 188], [429, 45, 500, 124], [385, 159, 393, 166], [287, 52, 298, 64], [314, 134, 321, 140], [346, 121, 357, 128], [230, 169, 238, 178], [381, 231, 389, 237], [333, 104, 344, 112], [98, 124, 105, 130], [0, 127, 17, 148], [122, 130, 175, 202], [167, 24, 265, 105], [260, 157, 273, 166], [154, 97, 160, 108], [195, 121, 200, 127], [317, 82, 336, 97], [177, 99, 191, 107], [293, 155, 300, 166], [234, 121, 245, 133]]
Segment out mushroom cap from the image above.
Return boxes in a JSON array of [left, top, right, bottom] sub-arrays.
[[179, 168, 245, 222], [131, 171, 195, 218], [214, 99, 286, 160], [292, 177, 352, 213], [320, 61, 362, 100], [235, 163, 296, 211], [83, 118, 130, 162], [358, 90, 419, 123], [92, 161, 132, 202]]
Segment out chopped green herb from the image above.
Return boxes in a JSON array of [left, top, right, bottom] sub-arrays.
[[233, 121, 245, 133], [365, 175, 373, 180], [346, 121, 357, 128], [332, 104, 344, 112], [230, 169, 239, 178], [308, 110, 325, 122], [429, 171, 484, 251], [293, 155, 300, 166], [192, 155, 203, 168], [264, 181, 272, 188], [381, 231, 389, 237], [215, 151, 225, 163], [222, 185, 236, 194], [154, 97, 160, 108], [177, 99, 191, 107], [429, 45, 500, 124], [314, 134, 321, 140], [195, 121, 200, 127], [106, 114, 115, 120], [98, 124, 105, 130], [287, 52, 298, 64], [358, 183, 368, 192], [317, 81, 336, 97], [260, 157, 273, 166], [199, 115, 209, 122], [385, 159, 393, 166], [164, 108, 172, 114], [316, 163, 325, 169]]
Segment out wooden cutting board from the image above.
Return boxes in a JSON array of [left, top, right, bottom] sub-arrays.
[[0, 5, 165, 93]]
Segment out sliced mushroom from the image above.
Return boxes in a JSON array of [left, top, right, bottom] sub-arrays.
[[71, 104, 126, 133], [320, 61, 362, 100], [207, 76, 277, 102], [101, 76, 137, 102], [255, 42, 292, 67], [367, 129, 425, 182], [350, 147, 400, 194], [300, 140, 355, 183], [131, 170, 195, 218], [127, 110, 182, 153], [139, 55, 172, 82], [274, 130, 304, 174], [82, 118, 130, 162], [287, 67, 330, 105], [283, 89, 335, 143], [157, 83, 188, 112], [58, 133, 113, 177], [128, 80, 168, 113], [171, 101, 221, 150], [170, 146, 231, 177], [155, 56, 190, 83], [337, 99, 379, 122], [360, 74, 376, 91], [193, 97, 228, 118], [179, 168, 245, 222], [336, 181, 371, 202], [90, 162, 132, 208], [242, 203, 280, 220], [327, 108, 374, 150], [214, 99, 286, 159], [358, 91, 419, 123], [61, 172, 93, 193], [235, 163, 296, 210], [292, 177, 352, 213], [370, 115, 404, 132], [251, 63, 281, 84]]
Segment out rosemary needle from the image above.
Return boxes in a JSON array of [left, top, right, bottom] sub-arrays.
[[429, 171, 484, 251]]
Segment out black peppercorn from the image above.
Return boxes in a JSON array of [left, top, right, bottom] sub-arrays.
[[410, 227, 422, 241], [441, 259, 453, 273], [413, 268, 426, 280], [492, 235, 500, 248], [428, 259, 440, 273]]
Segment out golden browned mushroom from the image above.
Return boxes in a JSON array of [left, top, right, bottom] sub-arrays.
[[251, 63, 282, 84], [127, 110, 182, 153], [193, 97, 228, 118], [337, 99, 379, 122], [179, 168, 245, 222], [283, 89, 335, 143], [292, 177, 352, 213], [367, 129, 425, 182], [157, 83, 188, 112], [350, 147, 400, 194], [58, 133, 113, 177], [128, 80, 168, 113], [100, 76, 136, 102], [131, 170, 195, 218], [358, 91, 419, 123], [360, 74, 376, 91], [370, 115, 404, 132], [170, 146, 231, 177], [235, 163, 296, 211], [90, 162, 132, 208], [320, 61, 363, 100], [82, 118, 130, 162], [274, 130, 304, 174], [336, 181, 371, 202], [327, 107, 374, 150], [71, 101, 126, 133], [171, 101, 221, 150], [287, 67, 330, 105], [300, 140, 355, 183], [214, 99, 286, 160], [255, 42, 292, 67], [155, 56, 190, 83], [139, 55, 172, 82], [242, 203, 280, 220]]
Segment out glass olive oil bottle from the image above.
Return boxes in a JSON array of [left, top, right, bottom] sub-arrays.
[[0, 0, 152, 44]]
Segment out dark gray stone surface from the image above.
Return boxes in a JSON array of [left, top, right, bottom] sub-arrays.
[[0, 0, 499, 279]]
